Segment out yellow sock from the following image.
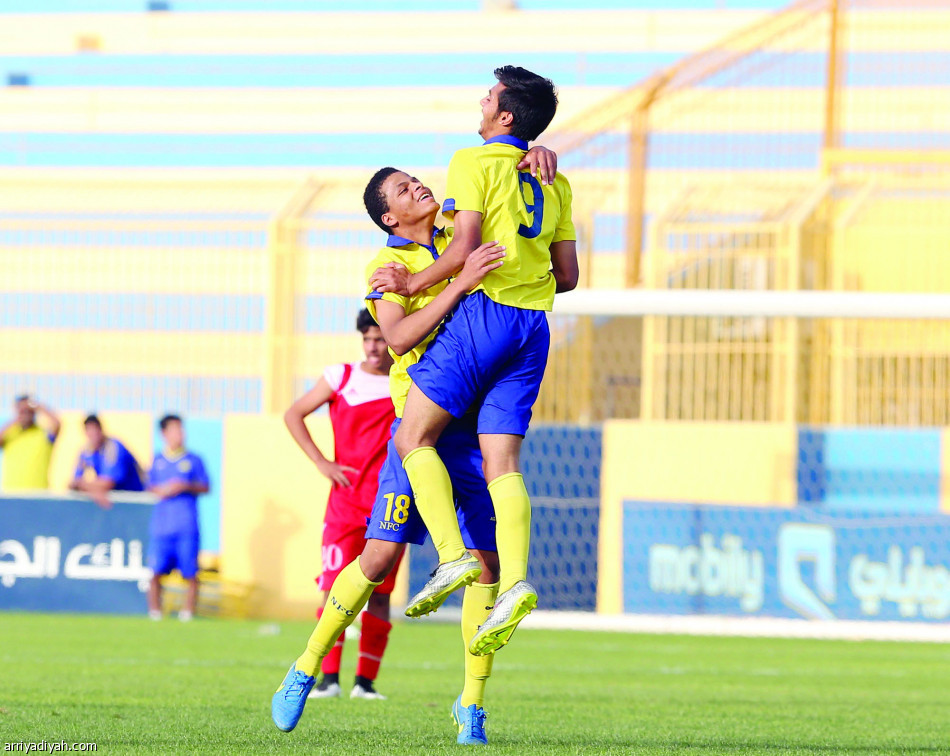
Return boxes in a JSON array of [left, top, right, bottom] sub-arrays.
[[403, 446, 466, 563], [295, 559, 381, 677], [461, 581, 499, 708], [489, 472, 531, 593]]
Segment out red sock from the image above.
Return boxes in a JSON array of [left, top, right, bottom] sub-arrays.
[[316, 607, 345, 675], [355, 611, 392, 681]]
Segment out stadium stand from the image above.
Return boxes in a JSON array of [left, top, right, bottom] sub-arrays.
[[1, 2, 777, 416], [4, 0, 950, 623]]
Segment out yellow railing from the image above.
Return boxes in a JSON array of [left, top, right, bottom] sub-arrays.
[[5, 2, 950, 427]]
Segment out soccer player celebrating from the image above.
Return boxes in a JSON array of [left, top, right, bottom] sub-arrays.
[[272, 150, 556, 743], [282, 309, 396, 700], [375, 66, 578, 655]]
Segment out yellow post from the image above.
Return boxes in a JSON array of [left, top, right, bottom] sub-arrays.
[[625, 75, 668, 289], [639, 217, 663, 420], [625, 107, 649, 288], [823, 0, 842, 151], [263, 217, 297, 414], [784, 225, 801, 423], [263, 178, 324, 414]]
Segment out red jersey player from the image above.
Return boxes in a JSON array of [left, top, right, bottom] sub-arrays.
[[284, 308, 396, 700]]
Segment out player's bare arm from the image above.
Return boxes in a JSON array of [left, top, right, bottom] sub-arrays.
[[373, 240, 504, 355], [370, 145, 558, 297], [550, 239, 579, 293], [69, 474, 117, 509], [378, 209, 486, 300], [149, 479, 210, 499], [284, 379, 358, 488]]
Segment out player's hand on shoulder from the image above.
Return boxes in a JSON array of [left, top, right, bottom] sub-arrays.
[[370, 262, 410, 297], [518, 145, 557, 186], [456, 242, 505, 291], [317, 459, 358, 488]]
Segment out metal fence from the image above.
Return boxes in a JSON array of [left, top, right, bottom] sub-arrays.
[[3, 1, 950, 427]]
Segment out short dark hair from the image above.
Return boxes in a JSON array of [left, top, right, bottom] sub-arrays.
[[494, 65, 558, 142], [83, 414, 102, 428], [356, 308, 378, 333], [363, 167, 400, 234], [14, 394, 30, 404], [159, 414, 182, 431]]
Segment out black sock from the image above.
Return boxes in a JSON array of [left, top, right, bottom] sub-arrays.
[[319, 672, 340, 687], [354, 675, 375, 691]]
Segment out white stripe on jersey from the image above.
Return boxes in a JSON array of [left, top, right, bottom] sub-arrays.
[[323, 362, 391, 407]]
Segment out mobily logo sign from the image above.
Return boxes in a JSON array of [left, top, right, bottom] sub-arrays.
[[649, 533, 764, 612], [777, 523, 837, 620]]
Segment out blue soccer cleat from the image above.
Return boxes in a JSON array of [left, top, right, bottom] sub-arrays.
[[271, 663, 315, 732], [452, 694, 488, 746]]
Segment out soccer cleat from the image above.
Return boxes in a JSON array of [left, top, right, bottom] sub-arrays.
[[307, 677, 341, 699], [468, 580, 538, 656], [350, 682, 387, 700], [404, 553, 482, 618], [271, 663, 315, 732], [452, 694, 488, 746]]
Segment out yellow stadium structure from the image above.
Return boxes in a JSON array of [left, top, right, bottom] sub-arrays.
[[4, 1, 950, 620]]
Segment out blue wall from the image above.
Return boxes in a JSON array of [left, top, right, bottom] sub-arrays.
[[408, 424, 602, 612], [798, 428, 942, 513]]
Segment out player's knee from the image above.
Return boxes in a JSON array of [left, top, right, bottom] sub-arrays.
[[482, 457, 519, 483], [393, 431, 413, 460], [395, 428, 437, 459], [359, 545, 399, 583]]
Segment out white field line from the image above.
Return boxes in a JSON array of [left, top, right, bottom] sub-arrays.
[[404, 608, 950, 643]]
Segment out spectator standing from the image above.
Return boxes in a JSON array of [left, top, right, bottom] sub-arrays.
[[0, 395, 61, 491], [146, 414, 210, 622]]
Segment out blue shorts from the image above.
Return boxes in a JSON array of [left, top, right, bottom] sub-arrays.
[[149, 531, 200, 579], [407, 291, 550, 436], [364, 417, 496, 551]]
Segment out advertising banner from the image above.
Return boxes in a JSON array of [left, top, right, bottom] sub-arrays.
[[0, 493, 153, 614], [624, 502, 950, 622]]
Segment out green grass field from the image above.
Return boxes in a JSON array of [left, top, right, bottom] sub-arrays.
[[2, 612, 949, 755]]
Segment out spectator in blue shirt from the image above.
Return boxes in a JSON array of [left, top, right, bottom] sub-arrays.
[[69, 414, 144, 508], [146, 414, 210, 622]]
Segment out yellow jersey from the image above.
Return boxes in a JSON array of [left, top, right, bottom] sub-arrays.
[[1, 423, 54, 490], [365, 227, 452, 417], [442, 135, 576, 312]]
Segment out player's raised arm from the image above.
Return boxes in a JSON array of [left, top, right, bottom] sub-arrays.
[[370, 145, 555, 297], [372, 240, 505, 355], [394, 210, 486, 298]]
